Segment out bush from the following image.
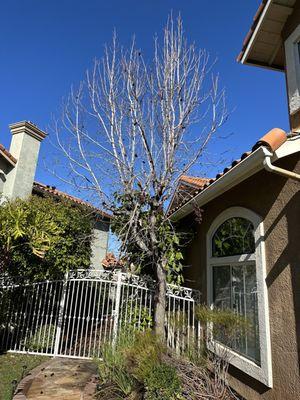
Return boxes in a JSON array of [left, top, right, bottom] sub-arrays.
[[145, 363, 181, 400], [97, 329, 137, 398], [96, 330, 182, 399], [96, 327, 240, 399], [0, 196, 94, 281], [123, 330, 162, 382]]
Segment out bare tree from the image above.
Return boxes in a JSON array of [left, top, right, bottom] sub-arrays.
[[52, 15, 227, 337]]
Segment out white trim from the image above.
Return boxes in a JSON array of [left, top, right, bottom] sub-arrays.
[[274, 134, 300, 158], [206, 207, 273, 387], [241, 0, 273, 65], [170, 137, 300, 222], [209, 253, 255, 266], [170, 146, 271, 221], [241, 0, 294, 70], [285, 24, 300, 114]]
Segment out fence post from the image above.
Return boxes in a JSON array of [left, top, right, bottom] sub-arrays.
[[112, 271, 122, 346], [54, 272, 68, 356]]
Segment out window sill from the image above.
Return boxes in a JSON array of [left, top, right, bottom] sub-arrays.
[[208, 340, 273, 388]]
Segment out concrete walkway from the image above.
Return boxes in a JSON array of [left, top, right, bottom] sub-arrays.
[[14, 358, 98, 400]]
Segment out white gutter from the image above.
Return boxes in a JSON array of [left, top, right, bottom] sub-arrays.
[[263, 153, 300, 181], [170, 146, 273, 221], [170, 137, 300, 222]]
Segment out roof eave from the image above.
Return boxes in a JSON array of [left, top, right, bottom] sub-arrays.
[[32, 183, 112, 220], [169, 146, 272, 222], [166, 177, 209, 215], [169, 137, 300, 221], [0, 150, 16, 167], [240, 0, 273, 65], [241, 59, 284, 72], [239, 0, 294, 72]]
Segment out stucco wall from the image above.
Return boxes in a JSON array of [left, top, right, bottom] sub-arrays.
[[90, 219, 110, 270], [3, 132, 42, 199], [180, 153, 300, 400]]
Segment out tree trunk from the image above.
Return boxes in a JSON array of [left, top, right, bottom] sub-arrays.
[[154, 261, 167, 337]]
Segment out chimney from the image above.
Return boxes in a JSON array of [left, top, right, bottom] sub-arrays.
[[3, 121, 46, 199]]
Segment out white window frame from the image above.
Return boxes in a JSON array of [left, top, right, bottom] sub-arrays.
[[206, 207, 273, 387], [285, 24, 300, 115]]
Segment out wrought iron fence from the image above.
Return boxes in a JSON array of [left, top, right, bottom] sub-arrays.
[[0, 270, 201, 359]]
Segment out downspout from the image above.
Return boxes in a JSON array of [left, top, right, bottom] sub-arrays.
[[263, 152, 300, 182], [256, 128, 300, 182]]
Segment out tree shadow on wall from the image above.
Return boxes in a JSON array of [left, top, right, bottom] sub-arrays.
[[264, 189, 300, 377]]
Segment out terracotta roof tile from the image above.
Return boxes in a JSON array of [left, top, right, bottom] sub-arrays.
[[179, 175, 210, 188], [0, 143, 17, 165], [168, 128, 287, 216], [167, 176, 210, 213], [102, 252, 124, 270], [32, 181, 112, 219], [254, 127, 286, 152]]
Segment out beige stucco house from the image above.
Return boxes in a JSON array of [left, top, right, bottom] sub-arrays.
[[0, 120, 111, 270], [169, 1, 300, 399]]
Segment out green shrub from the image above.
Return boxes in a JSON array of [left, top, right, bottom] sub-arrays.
[[145, 362, 181, 400], [0, 196, 94, 281], [97, 330, 136, 398], [97, 364, 134, 399], [97, 331, 177, 399], [123, 330, 162, 382]]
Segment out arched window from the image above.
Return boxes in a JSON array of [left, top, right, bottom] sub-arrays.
[[207, 207, 272, 386], [211, 216, 259, 362], [212, 217, 255, 257]]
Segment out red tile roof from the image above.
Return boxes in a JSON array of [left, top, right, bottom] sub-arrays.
[[102, 252, 124, 270], [237, 0, 268, 63], [179, 175, 210, 188], [0, 143, 17, 165], [167, 176, 210, 213], [168, 128, 287, 216], [32, 181, 112, 219]]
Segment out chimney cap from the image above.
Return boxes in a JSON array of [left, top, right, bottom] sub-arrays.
[[9, 121, 47, 142]]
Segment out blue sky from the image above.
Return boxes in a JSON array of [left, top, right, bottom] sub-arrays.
[[0, 1, 289, 197]]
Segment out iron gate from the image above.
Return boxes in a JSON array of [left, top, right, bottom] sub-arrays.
[[0, 270, 200, 359]]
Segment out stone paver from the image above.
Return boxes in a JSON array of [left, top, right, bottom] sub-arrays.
[[15, 357, 98, 400]]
